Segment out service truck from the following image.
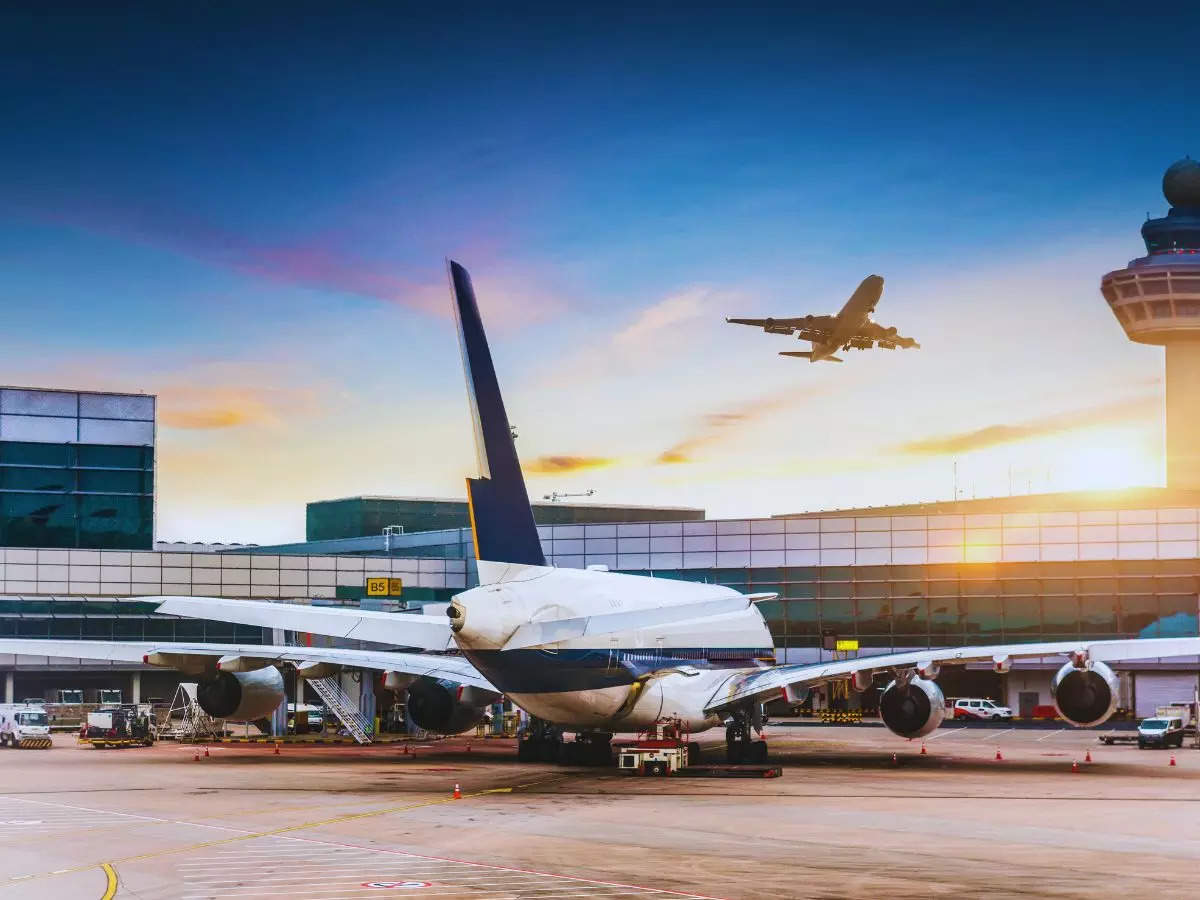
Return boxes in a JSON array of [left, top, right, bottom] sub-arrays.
[[0, 703, 52, 749], [82, 705, 155, 748]]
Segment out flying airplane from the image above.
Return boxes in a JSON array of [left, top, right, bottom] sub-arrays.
[[148, 260, 1200, 767], [727, 274, 919, 362]]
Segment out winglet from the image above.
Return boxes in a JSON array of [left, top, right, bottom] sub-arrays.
[[447, 260, 546, 568]]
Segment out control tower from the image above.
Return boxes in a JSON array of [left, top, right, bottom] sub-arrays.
[[1102, 158, 1200, 488]]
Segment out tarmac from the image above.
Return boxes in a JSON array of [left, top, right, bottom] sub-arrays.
[[0, 724, 1198, 899]]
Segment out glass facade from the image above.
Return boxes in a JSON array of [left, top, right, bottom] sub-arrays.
[[0, 596, 263, 643], [645, 559, 1200, 651], [0, 389, 155, 550], [306, 496, 704, 542]]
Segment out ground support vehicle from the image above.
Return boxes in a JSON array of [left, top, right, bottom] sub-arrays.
[[0, 703, 52, 748], [951, 698, 1014, 721], [80, 705, 155, 748], [1138, 715, 1186, 749]]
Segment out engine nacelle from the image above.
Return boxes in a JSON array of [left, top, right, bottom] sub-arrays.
[[1052, 659, 1118, 727], [405, 678, 487, 735], [879, 676, 945, 739], [196, 667, 285, 721]]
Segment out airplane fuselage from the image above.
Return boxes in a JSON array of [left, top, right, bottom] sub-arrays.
[[807, 274, 884, 361], [448, 565, 773, 733]]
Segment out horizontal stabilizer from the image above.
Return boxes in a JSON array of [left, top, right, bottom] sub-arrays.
[[779, 352, 843, 362], [154, 596, 455, 651], [501, 593, 769, 651]]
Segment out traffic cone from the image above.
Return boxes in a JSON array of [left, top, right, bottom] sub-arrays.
[[995, 748, 1003, 761], [466, 743, 471, 753], [193, 750, 199, 761], [1170, 754, 1177, 767], [890, 753, 898, 766], [920, 743, 927, 755], [273, 742, 280, 756], [453, 783, 462, 800], [1071, 760, 1080, 773], [403, 744, 409, 755], [203, 746, 210, 758], [1084, 749, 1092, 763]]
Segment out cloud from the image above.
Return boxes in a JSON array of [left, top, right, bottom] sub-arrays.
[[523, 455, 616, 474], [612, 287, 718, 351], [656, 384, 831, 464], [25, 197, 566, 325], [157, 385, 322, 431], [895, 395, 1159, 456]]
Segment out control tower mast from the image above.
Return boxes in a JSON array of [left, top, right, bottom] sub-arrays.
[[1102, 158, 1200, 488]]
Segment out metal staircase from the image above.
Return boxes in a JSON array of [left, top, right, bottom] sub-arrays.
[[308, 676, 373, 744]]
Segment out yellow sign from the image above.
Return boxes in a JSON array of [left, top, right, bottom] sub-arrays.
[[366, 578, 403, 597], [835, 639, 859, 651]]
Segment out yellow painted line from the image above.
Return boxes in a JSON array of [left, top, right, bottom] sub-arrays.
[[99, 862, 117, 900], [3, 774, 565, 891]]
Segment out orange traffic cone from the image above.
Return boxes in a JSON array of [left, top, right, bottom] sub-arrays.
[[890, 753, 898, 766], [453, 783, 462, 800], [920, 743, 927, 755], [203, 746, 210, 758], [1084, 749, 1092, 763], [273, 742, 280, 756], [1170, 754, 1177, 767], [467, 743, 472, 753], [995, 748, 1003, 761], [1071, 760, 1080, 773], [193, 750, 200, 761]]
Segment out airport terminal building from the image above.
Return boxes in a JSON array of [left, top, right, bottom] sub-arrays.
[[3, 487, 1200, 716]]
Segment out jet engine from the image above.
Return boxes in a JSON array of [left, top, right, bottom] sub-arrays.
[[404, 678, 488, 735], [879, 676, 945, 739], [1052, 659, 1118, 727], [196, 666, 285, 721]]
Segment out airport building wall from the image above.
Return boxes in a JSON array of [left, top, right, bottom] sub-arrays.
[[0, 387, 156, 550]]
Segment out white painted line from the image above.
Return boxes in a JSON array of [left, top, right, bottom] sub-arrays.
[[927, 727, 966, 740], [1036, 728, 1067, 742], [990, 728, 1015, 740]]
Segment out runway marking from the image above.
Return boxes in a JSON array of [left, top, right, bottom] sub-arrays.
[[989, 728, 1015, 741], [100, 862, 117, 900], [1036, 728, 1068, 742], [927, 727, 966, 740], [0, 775, 719, 899]]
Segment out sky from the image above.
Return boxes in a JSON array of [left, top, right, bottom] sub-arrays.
[[1, 4, 1197, 543]]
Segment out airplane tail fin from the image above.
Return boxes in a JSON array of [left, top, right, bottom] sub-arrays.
[[447, 260, 546, 571], [779, 351, 843, 362]]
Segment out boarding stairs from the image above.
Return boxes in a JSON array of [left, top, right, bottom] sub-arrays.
[[160, 682, 224, 742], [308, 676, 373, 744]]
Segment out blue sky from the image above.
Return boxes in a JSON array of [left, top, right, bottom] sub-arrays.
[[1, 5, 1196, 541]]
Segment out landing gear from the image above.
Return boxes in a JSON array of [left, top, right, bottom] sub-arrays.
[[516, 717, 563, 762], [562, 732, 613, 766], [725, 706, 768, 764]]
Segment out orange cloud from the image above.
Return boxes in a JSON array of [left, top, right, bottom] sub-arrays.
[[523, 455, 616, 474], [896, 395, 1158, 456]]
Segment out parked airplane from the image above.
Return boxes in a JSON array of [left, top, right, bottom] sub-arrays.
[[154, 260, 1200, 766], [727, 274, 919, 362]]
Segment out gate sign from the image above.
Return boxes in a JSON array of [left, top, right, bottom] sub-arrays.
[[366, 578, 404, 597], [361, 882, 430, 889], [835, 639, 859, 651]]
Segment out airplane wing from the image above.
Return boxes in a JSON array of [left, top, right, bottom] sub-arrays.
[[153, 596, 456, 651], [727, 315, 836, 338], [0, 639, 496, 692], [704, 636, 1200, 714], [857, 320, 919, 348]]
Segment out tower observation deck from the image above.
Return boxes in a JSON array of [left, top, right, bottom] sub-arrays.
[[1101, 158, 1200, 488]]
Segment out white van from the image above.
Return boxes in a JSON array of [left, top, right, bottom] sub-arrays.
[[0, 703, 52, 748], [952, 698, 1014, 721]]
